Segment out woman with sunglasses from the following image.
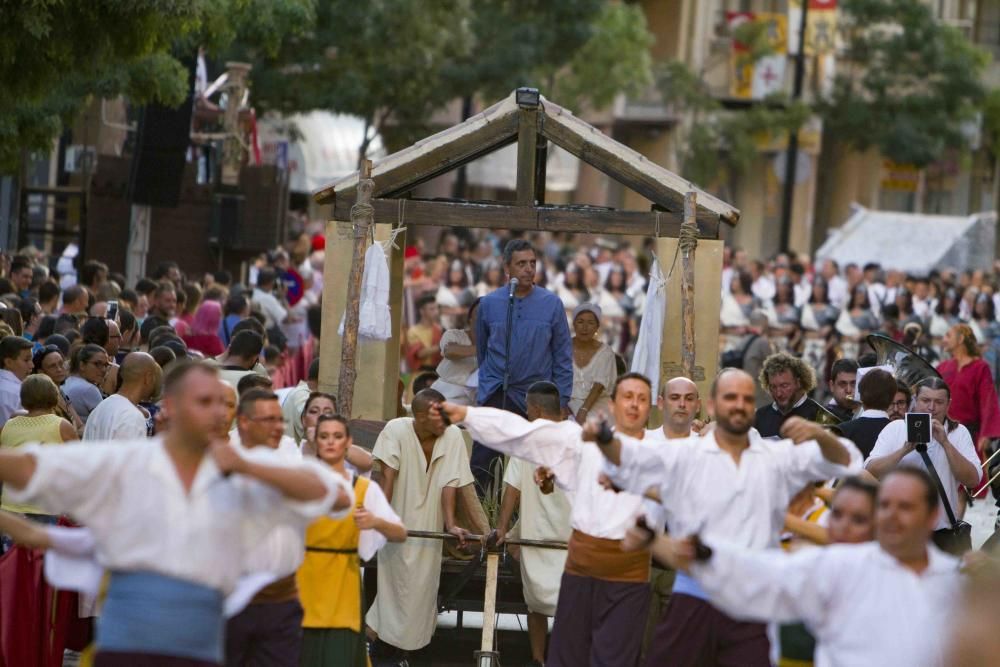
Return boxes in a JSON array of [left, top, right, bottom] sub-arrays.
[[63, 344, 109, 425], [33, 345, 84, 435]]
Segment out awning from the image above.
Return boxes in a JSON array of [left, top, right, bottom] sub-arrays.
[[465, 142, 579, 192], [816, 204, 998, 276], [257, 112, 386, 193]]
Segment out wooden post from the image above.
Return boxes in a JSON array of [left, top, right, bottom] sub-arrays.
[[480, 552, 499, 651], [337, 159, 374, 417], [515, 108, 539, 206], [220, 62, 251, 187], [680, 191, 698, 379]]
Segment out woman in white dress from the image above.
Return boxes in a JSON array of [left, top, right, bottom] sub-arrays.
[[431, 299, 480, 406], [568, 303, 617, 424]]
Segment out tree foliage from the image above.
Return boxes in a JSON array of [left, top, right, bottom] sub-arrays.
[[656, 60, 811, 188], [244, 0, 653, 155], [659, 0, 991, 187], [0, 0, 314, 173], [818, 0, 989, 167]]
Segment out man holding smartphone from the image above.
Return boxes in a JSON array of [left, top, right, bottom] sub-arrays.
[[865, 377, 980, 550]]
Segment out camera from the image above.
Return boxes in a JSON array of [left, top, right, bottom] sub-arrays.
[[906, 412, 932, 445]]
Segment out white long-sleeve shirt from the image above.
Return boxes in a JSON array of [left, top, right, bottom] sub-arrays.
[[460, 407, 664, 539], [7, 436, 351, 594], [691, 541, 961, 667], [604, 430, 862, 551]]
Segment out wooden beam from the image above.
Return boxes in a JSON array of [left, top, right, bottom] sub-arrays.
[[315, 95, 520, 205], [534, 138, 548, 205], [332, 197, 721, 237], [538, 99, 740, 227], [515, 108, 539, 206]]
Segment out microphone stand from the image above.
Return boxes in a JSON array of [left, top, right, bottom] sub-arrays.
[[502, 282, 516, 412]]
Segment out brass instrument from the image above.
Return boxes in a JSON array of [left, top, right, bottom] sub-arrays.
[[813, 402, 845, 435], [866, 333, 943, 392]]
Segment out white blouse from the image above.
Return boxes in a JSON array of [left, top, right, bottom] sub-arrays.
[[569, 342, 617, 416]]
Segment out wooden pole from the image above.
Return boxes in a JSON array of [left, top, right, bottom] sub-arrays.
[[680, 191, 698, 379], [337, 159, 374, 417], [480, 552, 499, 652]]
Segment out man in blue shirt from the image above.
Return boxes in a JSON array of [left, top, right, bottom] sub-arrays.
[[473, 239, 572, 493]]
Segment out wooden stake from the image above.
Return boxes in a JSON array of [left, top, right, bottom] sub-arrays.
[[480, 552, 499, 652], [337, 159, 374, 417], [680, 191, 698, 380]]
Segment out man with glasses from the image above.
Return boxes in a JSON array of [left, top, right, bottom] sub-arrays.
[[866, 377, 980, 552], [754, 352, 824, 438], [226, 388, 308, 667], [888, 384, 912, 421]]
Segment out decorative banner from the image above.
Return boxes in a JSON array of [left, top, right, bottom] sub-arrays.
[[788, 0, 838, 56], [728, 12, 789, 100], [757, 12, 789, 54], [880, 160, 920, 192], [728, 11, 755, 99], [752, 55, 787, 99]]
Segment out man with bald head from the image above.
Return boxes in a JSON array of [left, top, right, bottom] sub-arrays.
[[84, 352, 163, 441], [652, 376, 702, 440], [595, 368, 863, 666]]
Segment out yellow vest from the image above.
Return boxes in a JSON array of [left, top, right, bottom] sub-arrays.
[[297, 476, 369, 631], [1, 413, 65, 514]]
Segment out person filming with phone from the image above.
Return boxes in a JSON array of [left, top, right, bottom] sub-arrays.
[[865, 377, 981, 554]]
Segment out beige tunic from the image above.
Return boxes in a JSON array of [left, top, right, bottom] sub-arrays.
[[366, 418, 474, 650], [503, 457, 572, 616]]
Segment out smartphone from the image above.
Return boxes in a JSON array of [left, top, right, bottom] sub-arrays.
[[906, 412, 932, 444], [107, 300, 118, 321]]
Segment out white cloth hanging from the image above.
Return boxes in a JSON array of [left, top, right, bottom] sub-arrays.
[[630, 257, 666, 398], [338, 241, 392, 341]]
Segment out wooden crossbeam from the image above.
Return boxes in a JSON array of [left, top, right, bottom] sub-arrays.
[[331, 197, 721, 238]]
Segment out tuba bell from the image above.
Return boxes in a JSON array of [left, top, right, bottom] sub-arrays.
[[866, 333, 943, 392]]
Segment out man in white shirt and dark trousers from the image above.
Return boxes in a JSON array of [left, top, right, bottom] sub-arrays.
[[866, 377, 980, 554], [83, 352, 161, 441], [0, 361, 352, 666], [596, 368, 862, 666], [435, 373, 667, 667], [661, 466, 963, 667], [226, 388, 308, 667]]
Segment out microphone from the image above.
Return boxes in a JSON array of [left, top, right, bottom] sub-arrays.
[[508, 277, 519, 297]]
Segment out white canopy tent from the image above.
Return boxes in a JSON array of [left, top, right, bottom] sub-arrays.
[[257, 112, 386, 193], [816, 204, 998, 275], [465, 142, 580, 192]]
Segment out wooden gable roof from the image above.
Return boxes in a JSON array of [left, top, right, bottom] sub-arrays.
[[313, 90, 739, 232]]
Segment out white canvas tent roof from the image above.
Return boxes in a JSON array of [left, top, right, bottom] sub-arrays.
[[257, 112, 386, 193], [815, 205, 998, 276]]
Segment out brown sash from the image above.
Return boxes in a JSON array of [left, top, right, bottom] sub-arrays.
[[564, 529, 650, 583], [250, 573, 298, 604]]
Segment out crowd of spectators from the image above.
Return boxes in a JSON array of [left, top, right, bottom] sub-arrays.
[[399, 227, 1000, 408]]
